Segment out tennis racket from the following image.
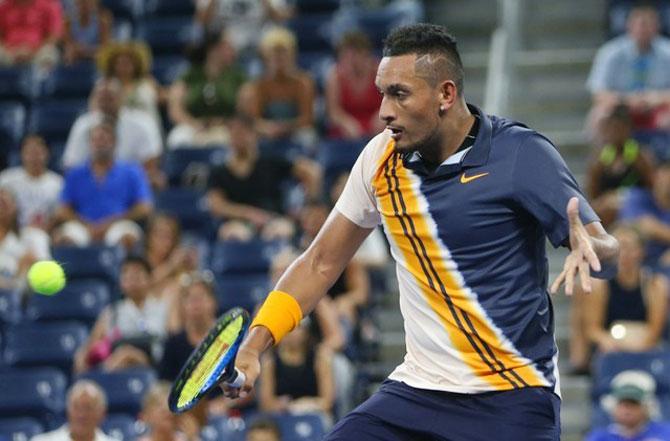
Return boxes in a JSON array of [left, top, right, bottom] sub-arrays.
[[168, 307, 250, 413]]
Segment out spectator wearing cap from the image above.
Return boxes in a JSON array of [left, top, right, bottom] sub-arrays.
[[586, 370, 670, 441]]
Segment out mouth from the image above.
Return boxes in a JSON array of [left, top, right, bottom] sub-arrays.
[[387, 126, 404, 141]]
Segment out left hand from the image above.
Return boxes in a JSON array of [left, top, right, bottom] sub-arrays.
[[550, 197, 602, 295]]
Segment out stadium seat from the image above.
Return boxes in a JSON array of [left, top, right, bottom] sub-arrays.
[[0, 368, 67, 426], [0, 289, 22, 325], [51, 245, 123, 284], [162, 146, 227, 187], [295, 0, 341, 14], [0, 67, 33, 101], [3, 322, 88, 374], [28, 99, 87, 145], [201, 416, 245, 441], [79, 368, 156, 416], [592, 350, 670, 399], [136, 18, 196, 56], [272, 413, 327, 441], [317, 138, 367, 188], [0, 102, 26, 150], [145, 0, 194, 17], [297, 52, 334, 90], [39, 63, 98, 99], [288, 14, 333, 52], [155, 188, 215, 238], [101, 0, 143, 22], [152, 55, 189, 86], [26, 279, 111, 325], [102, 414, 144, 441], [209, 239, 285, 275], [214, 274, 269, 313], [0, 417, 44, 441]]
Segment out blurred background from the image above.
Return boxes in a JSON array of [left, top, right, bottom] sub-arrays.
[[1, 0, 670, 440]]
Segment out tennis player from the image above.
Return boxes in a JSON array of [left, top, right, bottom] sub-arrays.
[[228, 23, 619, 440]]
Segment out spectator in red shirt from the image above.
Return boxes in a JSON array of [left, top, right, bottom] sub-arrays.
[[0, 0, 63, 71]]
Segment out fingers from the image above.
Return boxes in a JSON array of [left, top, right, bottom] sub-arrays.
[[550, 269, 566, 294], [567, 197, 581, 228], [564, 258, 577, 296], [578, 258, 592, 294]]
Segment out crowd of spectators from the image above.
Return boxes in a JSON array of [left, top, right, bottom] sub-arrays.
[[0, 0, 407, 439]]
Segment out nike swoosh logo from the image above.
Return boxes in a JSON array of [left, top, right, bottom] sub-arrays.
[[460, 172, 489, 184]]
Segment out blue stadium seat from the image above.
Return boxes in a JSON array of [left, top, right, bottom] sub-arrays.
[[137, 18, 195, 56], [272, 413, 327, 441], [201, 416, 245, 441], [28, 99, 87, 145], [155, 188, 215, 238], [0, 368, 67, 426], [288, 14, 333, 52], [162, 146, 227, 187], [101, 0, 143, 22], [295, 0, 341, 14], [297, 52, 334, 90], [0, 102, 26, 151], [26, 279, 111, 325], [352, 7, 417, 49], [102, 414, 143, 441], [592, 350, 670, 399], [215, 274, 269, 313], [0, 418, 44, 441], [0, 67, 33, 101], [3, 322, 88, 373], [51, 245, 123, 284], [317, 138, 366, 188], [0, 289, 22, 325], [39, 63, 98, 99], [145, 0, 195, 17], [79, 368, 156, 416], [152, 55, 189, 86], [210, 239, 285, 275]]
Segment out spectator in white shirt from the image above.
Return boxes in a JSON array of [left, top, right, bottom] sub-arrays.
[[0, 135, 63, 231], [63, 78, 165, 188], [31, 380, 115, 441]]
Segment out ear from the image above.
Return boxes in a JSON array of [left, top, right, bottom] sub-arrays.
[[438, 79, 458, 113]]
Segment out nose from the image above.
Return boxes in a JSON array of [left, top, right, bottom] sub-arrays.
[[378, 95, 396, 125]]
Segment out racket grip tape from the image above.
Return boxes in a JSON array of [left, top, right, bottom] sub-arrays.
[[227, 368, 246, 389]]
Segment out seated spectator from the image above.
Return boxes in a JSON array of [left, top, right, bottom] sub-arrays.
[[0, 134, 63, 231], [259, 319, 334, 417], [0, 188, 50, 290], [206, 114, 321, 241], [53, 120, 153, 248], [585, 225, 668, 353], [74, 256, 168, 373], [586, 370, 670, 441], [587, 3, 670, 136], [144, 214, 198, 297], [96, 41, 162, 131], [62, 0, 112, 65], [31, 379, 115, 441], [138, 382, 200, 441], [298, 200, 369, 332], [238, 27, 316, 148], [63, 78, 164, 188], [167, 31, 246, 148], [619, 161, 670, 267], [194, 0, 293, 56], [326, 31, 383, 140], [245, 418, 282, 441], [0, 0, 63, 72], [587, 105, 655, 228]]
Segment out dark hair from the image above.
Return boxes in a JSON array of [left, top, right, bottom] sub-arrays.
[[21, 134, 49, 151], [247, 418, 281, 439], [188, 30, 227, 65], [122, 254, 151, 274], [606, 103, 632, 123], [631, 0, 660, 15], [383, 23, 464, 93]]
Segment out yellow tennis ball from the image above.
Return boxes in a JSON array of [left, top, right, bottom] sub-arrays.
[[28, 260, 66, 296]]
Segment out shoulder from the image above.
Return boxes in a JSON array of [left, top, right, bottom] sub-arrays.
[[65, 163, 91, 180], [596, 35, 631, 58], [583, 427, 611, 441], [0, 167, 24, 183]]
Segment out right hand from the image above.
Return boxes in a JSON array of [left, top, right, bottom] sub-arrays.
[[221, 346, 261, 398]]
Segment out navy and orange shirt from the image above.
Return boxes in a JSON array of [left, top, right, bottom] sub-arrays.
[[335, 105, 598, 395]]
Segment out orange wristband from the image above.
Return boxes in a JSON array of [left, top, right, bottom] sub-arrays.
[[250, 290, 303, 345]]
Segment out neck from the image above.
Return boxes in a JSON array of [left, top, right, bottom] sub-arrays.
[[420, 100, 474, 165], [69, 429, 95, 441], [92, 159, 113, 173], [619, 420, 648, 437], [26, 167, 44, 178], [129, 295, 146, 308], [636, 40, 652, 53]]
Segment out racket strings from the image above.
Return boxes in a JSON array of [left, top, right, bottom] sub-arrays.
[[177, 316, 244, 408]]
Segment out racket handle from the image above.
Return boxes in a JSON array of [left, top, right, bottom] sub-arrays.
[[227, 368, 246, 389]]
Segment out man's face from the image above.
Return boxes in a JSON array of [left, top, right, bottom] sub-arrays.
[[120, 262, 149, 301], [613, 399, 647, 429], [376, 54, 443, 153], [95, 84, 121, 115], [229, 119, 256, 154], [68, 391, 104, 437], [89, 126, 115, 161], [628, 9, 659, 48], [21, 137, 48, 174]]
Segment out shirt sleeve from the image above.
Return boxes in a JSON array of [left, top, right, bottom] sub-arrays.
[[129, 164, 153, 205], [334, 139, 382, 229], [586, 42, 617, 93], [513, 133, 599, 248], [59, 170, 76, 205]]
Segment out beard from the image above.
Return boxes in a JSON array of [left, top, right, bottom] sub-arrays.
[[393, 124, 443, 159]]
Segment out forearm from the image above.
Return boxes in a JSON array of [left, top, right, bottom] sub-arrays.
[[123, 203, 152, 221]]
